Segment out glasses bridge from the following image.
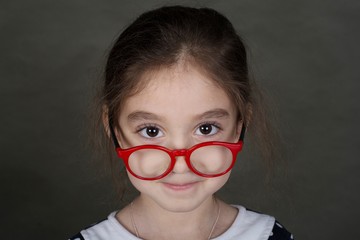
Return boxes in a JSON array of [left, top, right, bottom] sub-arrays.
[[172, 149, 187, 156]]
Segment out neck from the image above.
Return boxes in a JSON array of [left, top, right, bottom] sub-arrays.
[[131, 195, 220, 240]]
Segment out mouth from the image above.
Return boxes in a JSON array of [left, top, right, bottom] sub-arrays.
[[162, 181, 199, 191]]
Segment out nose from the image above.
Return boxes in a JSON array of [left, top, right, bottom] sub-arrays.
[[167, 136, 194, 174], [171, 152, 191, 174]]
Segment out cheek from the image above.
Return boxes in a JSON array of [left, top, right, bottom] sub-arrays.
[[127, 171, 143, 189], [127, 171, 156, 193], [206, 171, 232, 193]]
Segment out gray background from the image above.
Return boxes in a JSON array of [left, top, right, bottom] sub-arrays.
[[1, 0, 359, 239]]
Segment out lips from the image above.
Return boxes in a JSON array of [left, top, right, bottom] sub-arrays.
[[162, 181, 198, 191]]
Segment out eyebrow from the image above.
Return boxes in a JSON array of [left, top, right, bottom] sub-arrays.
[[196, 108, 230, 120], [127, 111, 162, 122], [127, 108, 230, 123]]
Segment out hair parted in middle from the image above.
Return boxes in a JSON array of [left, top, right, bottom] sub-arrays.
[[104, 6, 251, 126]]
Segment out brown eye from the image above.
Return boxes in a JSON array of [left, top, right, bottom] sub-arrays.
[[139, 126, 164, 138], [196, 124, 219, 136], [200, 124, 213, 135], [146, 127, 159, 137]]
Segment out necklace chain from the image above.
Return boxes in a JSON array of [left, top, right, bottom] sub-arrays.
[[130, 198, 221, 240], [207, 198, 221, 240], [130, 201, 140, 237]]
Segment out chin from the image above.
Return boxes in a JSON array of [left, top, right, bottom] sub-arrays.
[[159, 198, 205, 213]]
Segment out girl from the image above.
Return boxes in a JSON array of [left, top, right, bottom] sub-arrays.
[[70, 5, 293, 240]]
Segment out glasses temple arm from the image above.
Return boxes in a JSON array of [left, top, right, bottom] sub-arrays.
[[108, 118, 120, 148], [239, 124, 246, 142]]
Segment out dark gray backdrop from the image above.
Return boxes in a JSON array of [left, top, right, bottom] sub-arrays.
[[1, 0, 359, 239]]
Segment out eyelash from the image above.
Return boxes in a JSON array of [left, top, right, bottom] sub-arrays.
[[135, 123, 163, 138], [195, 121, 223, 136], [135, 121, 223, 139]]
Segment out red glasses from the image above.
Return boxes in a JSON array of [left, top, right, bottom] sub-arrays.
[[109, 122, 245, 180]]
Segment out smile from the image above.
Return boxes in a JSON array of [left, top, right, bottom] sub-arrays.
[[162, 181, 199, 191]]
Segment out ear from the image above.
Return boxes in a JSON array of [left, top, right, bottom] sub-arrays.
[[236, 120, 243, 139], [102, 105, 111, 139], [102, 105, 123, 148]]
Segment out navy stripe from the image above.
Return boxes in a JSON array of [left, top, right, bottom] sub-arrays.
[[68, 232, 85, 240], [268, 220, 293, 240]]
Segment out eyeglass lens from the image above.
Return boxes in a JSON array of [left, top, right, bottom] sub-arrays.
[[190, 145, 232, 174], [128, 149, 171, 178]]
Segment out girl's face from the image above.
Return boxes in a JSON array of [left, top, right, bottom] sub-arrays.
[[117, 63, 242, 212]]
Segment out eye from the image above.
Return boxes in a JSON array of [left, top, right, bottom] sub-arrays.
[[138, 126, 164, 138], [195, 123, 220, 136]]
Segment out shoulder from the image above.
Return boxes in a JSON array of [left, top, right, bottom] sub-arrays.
[[68, 217, 108, 240], [69, 232, 85, 240], [268, 220, 294, 240], [68, 211, 139, 240], [216, 205, 293, 240]]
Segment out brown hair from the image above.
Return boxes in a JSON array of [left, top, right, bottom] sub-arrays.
[[94, 5, 280, 199]]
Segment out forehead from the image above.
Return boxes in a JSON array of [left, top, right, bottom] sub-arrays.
[[120, 64, 236, 118]]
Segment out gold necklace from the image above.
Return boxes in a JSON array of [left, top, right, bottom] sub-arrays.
[[130, 198, 221, 240]]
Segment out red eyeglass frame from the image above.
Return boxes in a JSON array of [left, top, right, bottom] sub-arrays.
[[108, 120, 246, 180]]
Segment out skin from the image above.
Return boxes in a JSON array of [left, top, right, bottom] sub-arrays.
[[112, 61, 243, 239]]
